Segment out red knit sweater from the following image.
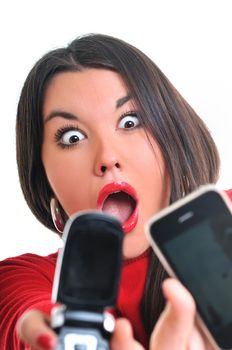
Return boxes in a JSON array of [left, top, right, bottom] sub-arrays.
[[1, 189, 231, 350], [0, 237, 150, 350]]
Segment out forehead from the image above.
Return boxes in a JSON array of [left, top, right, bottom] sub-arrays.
[[44, 69, 128, 103], [42, 69, 135, 124]]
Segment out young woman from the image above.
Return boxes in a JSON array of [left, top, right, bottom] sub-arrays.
[[0, 33, 230, 350]]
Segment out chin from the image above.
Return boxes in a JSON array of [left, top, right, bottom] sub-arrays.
[[122, 230, 149, 259]]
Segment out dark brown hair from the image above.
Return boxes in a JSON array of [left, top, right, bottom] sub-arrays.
[[16, 33, 220, 336]]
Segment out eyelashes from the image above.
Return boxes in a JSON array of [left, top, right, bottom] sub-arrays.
[[54, 110, 141, 149], [54, 125, 86, 149], [54, 125, 76, 141], [118, 111, 141, 129]]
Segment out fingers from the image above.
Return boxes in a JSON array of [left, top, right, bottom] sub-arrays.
[[150, 278, 197, 350], [17, 309, 57, 350], [111, 318, 144, 350], [188, 327, 208, 350]]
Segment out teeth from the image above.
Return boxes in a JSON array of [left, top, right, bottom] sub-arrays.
[[106, 190, 123, 198]]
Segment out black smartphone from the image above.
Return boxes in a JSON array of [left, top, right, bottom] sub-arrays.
[[51, 211, 123, 350], [146, 185, 232, 350]]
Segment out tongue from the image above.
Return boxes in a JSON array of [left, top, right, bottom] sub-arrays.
[[102, 192, 134, 224]]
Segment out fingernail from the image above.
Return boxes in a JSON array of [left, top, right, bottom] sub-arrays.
[[37, 334, 55, 349]]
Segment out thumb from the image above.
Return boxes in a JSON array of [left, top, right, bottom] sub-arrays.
[[17, 309, 57, 350], [150, 278, 196, 350], [111, 318, 144, 350]]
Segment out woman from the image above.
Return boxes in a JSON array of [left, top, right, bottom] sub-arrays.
[[0, 33, 229, 349]]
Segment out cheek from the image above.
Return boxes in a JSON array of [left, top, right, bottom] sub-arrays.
[[131, 137, 164, 178], [42, 151, 91, 215], [134, 139, 170, 207]]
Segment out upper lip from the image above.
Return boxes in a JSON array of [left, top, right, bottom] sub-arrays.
[[97, 181, 138, 209]]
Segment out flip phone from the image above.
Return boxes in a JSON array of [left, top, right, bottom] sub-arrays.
[[51, 211, 123, 350]]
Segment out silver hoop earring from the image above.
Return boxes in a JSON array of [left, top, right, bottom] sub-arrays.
[[182, 176, 190, 197], [50, 198, 65, 234]]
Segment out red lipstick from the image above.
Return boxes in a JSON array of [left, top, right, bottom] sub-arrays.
[[97, 181, 138, 233]]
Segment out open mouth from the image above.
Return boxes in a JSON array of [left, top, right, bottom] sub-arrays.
[[97, 182, 139, 233], [102, 191, 136, 223]]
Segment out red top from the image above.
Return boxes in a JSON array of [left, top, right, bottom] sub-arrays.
[[0, 250, 150, 349], [0, 189, 231, 349]]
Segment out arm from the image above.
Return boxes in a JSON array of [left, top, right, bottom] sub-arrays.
[[0, 253, 57, 349], [16, 278, 212, 350], [1, 251, 214, 350]]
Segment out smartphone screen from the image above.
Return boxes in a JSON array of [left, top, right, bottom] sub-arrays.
[[148, 186, 232, 349]]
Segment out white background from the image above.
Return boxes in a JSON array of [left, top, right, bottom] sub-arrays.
[[0, 0, 231, 260]]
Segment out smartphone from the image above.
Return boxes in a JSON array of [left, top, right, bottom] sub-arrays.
[[146, 184, 232, 350], [51, 211, 123, 350]]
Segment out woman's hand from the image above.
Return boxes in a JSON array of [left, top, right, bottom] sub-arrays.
[[111, 318, 144, 350], [17, 309, 142, 350], [149, 278, 213, 350], [112, 278, 214, 350], [17, 310, 142, 350], [17, 310, 57, 350]]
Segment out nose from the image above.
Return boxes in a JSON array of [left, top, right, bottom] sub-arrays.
[[93, 138, 121, 176]]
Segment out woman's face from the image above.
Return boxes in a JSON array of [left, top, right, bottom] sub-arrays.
[[42, 69, 170, 258]]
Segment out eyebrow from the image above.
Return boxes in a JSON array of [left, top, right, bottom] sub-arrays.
[[44, 94, 133, 123], [116, 94, 132, 109], [44, 111, 79, 124]]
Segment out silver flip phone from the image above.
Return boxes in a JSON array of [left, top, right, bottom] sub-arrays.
[[51, 211, 123, 350]]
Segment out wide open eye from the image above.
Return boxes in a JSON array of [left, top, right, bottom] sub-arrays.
[[60, 129, 86, 146], [118, 113, 141, 130]]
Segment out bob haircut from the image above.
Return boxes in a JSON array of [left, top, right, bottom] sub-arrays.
[[16, 33, 220, 334]]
